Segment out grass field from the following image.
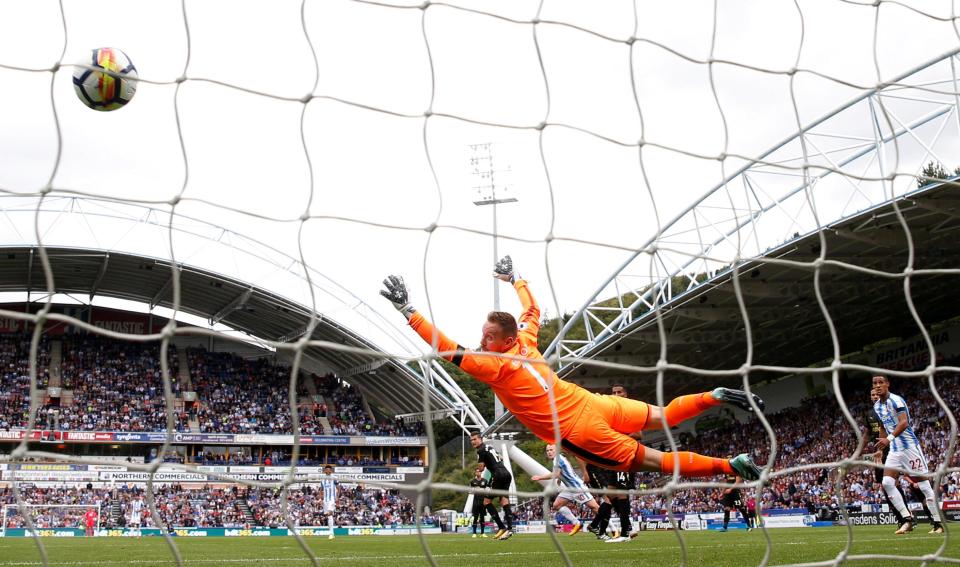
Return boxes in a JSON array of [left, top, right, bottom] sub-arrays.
[[0, 527, 956, 566]]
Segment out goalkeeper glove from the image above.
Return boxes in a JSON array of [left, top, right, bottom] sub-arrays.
[[493, 255, 517, 284], [380, 275, 416, 320]]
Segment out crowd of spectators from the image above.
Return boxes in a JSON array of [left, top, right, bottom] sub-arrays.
[[0, 334, 50, 431], [516, 373, 960, 521], [0, 484, 423, 529], [189, 349, 321, 435], [53, 336, 184, 432], [248, 485, 418, 528], [0, 336, 425, 437], [315, 374, 424, 437], [508, 373, 960, 522]]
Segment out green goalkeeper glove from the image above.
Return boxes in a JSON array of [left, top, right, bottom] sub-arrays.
[[380, 275, 415, 320], [493, 255, 517, 284]]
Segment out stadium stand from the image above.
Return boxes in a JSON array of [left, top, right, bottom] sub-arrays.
[[0, 485, 422, 529], [0, 335, 423, 437]]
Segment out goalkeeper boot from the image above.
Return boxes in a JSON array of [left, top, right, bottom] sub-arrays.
[[497, 530, 514, 541], [729, 454, 762, 481], [492, 528, 506, 540], [929, 522, 944, 534], [712, 388, 765, 413]]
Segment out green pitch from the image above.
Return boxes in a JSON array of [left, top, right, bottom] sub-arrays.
[[0, 527, 955, 566]]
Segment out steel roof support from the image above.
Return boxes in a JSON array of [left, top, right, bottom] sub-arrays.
[[88, 253, 109, 301]]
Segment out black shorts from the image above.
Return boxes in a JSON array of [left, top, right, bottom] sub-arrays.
[[489, 470, 512, 491], [587, 467, 611, 491], [721, 490, 743, 508], [588, 467, 630, 491]]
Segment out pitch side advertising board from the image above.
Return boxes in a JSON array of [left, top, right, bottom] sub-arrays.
[[0, 430, 426, 446]]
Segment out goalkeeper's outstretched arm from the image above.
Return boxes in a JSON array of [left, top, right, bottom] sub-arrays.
[[380, 275, 500, 381], [493, 255, 540, 340]]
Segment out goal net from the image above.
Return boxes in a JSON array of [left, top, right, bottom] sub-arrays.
[[0, 0, 958, 565]]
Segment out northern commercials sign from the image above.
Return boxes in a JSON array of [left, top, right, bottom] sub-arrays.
[[0, 430, 427, 446]]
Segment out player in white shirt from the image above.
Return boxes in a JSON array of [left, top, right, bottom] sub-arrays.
[[531, 444, 600, 536], [872, 375, 943, 535], [319, 465, 338, 539], [128, 497, 143, 537]]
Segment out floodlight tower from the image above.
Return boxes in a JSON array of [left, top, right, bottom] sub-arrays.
[[469, 143, 516, 419], [469, 143, 516, 311]]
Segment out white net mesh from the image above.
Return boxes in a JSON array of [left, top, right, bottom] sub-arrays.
[[0, 0, 958, 565]]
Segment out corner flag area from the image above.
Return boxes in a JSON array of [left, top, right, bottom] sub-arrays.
[[0, 528, 955, 567]]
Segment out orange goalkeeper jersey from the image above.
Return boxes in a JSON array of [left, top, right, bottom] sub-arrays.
[[408, 280, 590, 441]]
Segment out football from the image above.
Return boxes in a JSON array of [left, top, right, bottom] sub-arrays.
[[72, 47, 138, 111]]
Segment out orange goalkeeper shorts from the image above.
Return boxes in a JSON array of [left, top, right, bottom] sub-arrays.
[[560, 393, 650, 472]]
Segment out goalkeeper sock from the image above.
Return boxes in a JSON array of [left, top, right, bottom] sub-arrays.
[[660, 452, 732, 477], [723, 509, 730, 529], [503, 504, 514, 530], [660, 393, 721, 428]]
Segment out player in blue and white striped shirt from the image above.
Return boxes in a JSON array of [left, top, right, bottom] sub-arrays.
[[319, 465, 338, 539], [872, 375, 943, 535], [531, 444, 600, 536]]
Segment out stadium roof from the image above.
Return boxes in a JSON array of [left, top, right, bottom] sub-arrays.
[[0, 246, 463, 419], [556, 179, 960, 401]]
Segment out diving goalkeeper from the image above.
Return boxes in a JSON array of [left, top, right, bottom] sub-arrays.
[[381, 256, 763, 479]]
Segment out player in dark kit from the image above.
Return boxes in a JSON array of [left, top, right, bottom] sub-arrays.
[[585, 384, 639, 541], [468, 468, 490, 537], [471, 431, 514, 540], [719, 474, 751, 531], [585, 463, 633, 541]]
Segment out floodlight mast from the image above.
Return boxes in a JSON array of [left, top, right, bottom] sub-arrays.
[[469, 142, 517, 419]]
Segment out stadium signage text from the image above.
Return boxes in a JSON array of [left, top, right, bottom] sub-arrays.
[[869, 329, 959, 370], [0, 430, 426, 446], [1, 526, 443, 538], [0, 465, 415, 483], [844, 512, 901, 525]]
